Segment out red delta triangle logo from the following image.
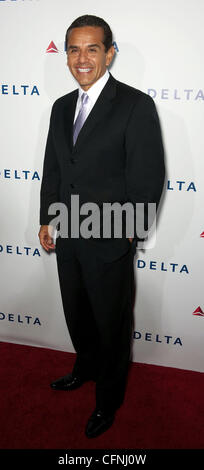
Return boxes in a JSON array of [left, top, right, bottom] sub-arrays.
[[46, 41, 58, 53], [200, 231, 204, 238], [193, 306, 204, 316]]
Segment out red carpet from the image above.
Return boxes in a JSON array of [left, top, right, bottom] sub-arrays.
[[0, 341, 203, 449]]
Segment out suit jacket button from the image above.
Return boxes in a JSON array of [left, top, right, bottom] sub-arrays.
[[70, 183, 75, 189], [70, 158, 77, 164]]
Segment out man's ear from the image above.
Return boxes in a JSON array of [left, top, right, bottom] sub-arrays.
[[106, 45, 115, 67]]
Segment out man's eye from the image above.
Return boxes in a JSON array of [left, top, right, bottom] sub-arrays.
[[89, 48, 97, 53]]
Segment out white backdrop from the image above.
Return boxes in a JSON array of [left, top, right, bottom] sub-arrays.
[[0, 0, 204, 372]]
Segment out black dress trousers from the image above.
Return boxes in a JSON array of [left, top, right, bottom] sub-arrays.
[[55, 235, 136, 413]]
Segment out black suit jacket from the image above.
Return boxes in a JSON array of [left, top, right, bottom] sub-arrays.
[[40, 73, 165, 241]]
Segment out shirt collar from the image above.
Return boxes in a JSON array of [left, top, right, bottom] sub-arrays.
[[78, 69, 110, 101]]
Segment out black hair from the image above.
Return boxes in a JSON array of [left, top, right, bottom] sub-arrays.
[[65, 14, 113, 52]]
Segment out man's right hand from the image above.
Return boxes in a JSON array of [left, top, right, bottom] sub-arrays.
[[38, 225, 55, 252]]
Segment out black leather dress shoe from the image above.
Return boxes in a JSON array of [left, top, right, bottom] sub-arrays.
[[85, 408, 115, 438], [50, 373, 84, 391]]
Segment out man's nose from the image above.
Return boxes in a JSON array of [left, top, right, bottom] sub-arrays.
[[78, 49, 88, 63]]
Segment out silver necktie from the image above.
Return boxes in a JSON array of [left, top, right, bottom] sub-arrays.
[[73, 92, 89, 145]]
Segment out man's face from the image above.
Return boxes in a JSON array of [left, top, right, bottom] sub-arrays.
[[67, 26, 115, 90]]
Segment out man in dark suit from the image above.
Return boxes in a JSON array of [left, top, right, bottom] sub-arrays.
[[39, 15, 165, 438]]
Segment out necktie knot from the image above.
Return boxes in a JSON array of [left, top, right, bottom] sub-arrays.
[[81, 92, 89, 105]]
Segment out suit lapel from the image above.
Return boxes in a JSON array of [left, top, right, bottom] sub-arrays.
[[74, 74, 117, 151], [62, 74, 116, 154], [61, 74, 117, 155], [63, 89, 78, 153]]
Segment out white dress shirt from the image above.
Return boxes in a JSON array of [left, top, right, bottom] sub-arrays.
[[73, 69, 110, 123]]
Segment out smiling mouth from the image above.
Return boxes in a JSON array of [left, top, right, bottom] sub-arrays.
[[76, 68, 93, 73]]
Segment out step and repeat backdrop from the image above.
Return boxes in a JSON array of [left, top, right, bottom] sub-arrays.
[[0, 0, 203, 372]]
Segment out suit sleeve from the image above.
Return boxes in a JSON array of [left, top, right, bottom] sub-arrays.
[[125, 94, 165, 241], [40, 103, 60, 225]]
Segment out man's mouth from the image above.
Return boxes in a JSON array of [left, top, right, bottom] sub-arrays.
[[76, 67, 93, 73]]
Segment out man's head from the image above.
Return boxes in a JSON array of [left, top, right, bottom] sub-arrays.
[[65, 15, 115, 91]]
